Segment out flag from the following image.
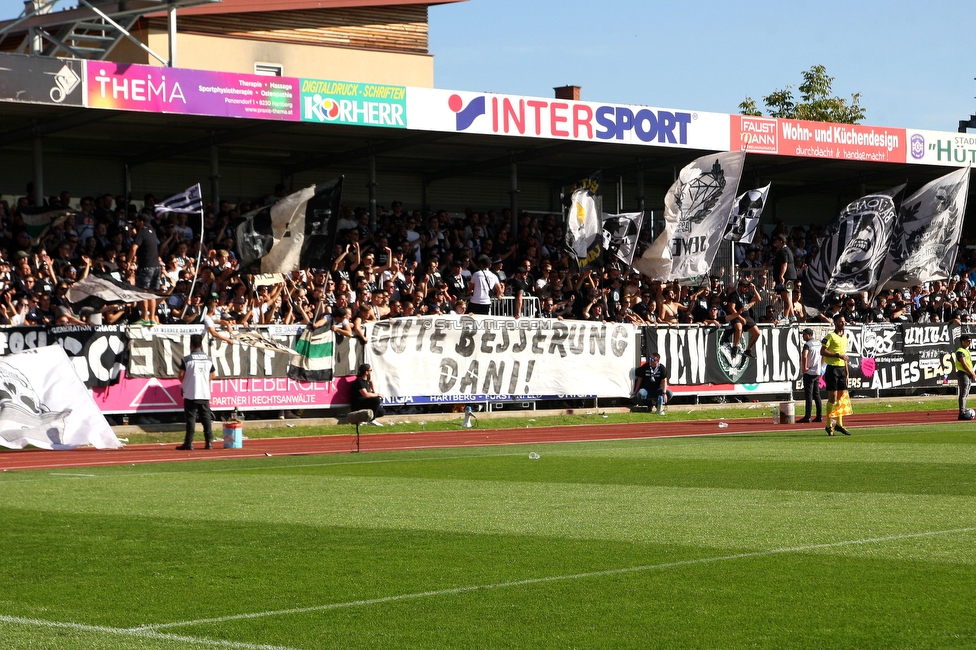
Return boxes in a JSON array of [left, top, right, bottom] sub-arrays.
[[155, 183, 203, 214], [0, 346, 120, 450], [633, 151, 745, 280], [233, 177, 343, 273], [564, 172, 604, 271], [232, 330, 294, 354], [878, 168, 971, 290], [66, 273, 159, 309], [724, 183, 770, 243], [20, 206, 72, 242], [287, 323, 335, 382], [821, 185, 905, 299], [601, 212, 644, 266]]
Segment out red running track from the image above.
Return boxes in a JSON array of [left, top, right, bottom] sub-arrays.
[[0, 410, 962, 472]]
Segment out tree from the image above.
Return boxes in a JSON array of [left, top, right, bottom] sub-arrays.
[[739, 65, 866, 124]]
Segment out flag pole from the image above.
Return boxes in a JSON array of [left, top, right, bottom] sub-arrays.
[[181, 207, 205, 318]]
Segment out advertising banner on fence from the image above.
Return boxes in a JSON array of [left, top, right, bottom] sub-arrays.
[[91, 371, 355, 413], [87, 62, 299, 120], [643, 324, 801, 385], [0, 52, 84, 106], [406, 87, 730, 151], [365, 316, 637, 400], [300, 78, 406, 128], [801, 322, 954, 391], [731, 114, 906, 163]]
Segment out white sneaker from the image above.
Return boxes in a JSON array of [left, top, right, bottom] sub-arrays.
[[659, 406, 666, 415], [366, 420, 383, 427]]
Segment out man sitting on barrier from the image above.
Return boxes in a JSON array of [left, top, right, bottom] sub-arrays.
[[632, 353, 673, 415], [352, 363, 386, 426]]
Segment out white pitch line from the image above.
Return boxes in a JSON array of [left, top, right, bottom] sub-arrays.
[[0, 614, 297, 650], [142, 525, 976, 631], [49, 473, 96, 478]]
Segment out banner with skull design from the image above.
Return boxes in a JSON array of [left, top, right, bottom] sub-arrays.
[[633, 151, 745, 280], [878, 168, 971, 290], [0, 345, 120, 450], [564, 172, 604, 272], [821, 185, 905, 299]]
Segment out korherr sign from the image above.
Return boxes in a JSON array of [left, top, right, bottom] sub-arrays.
[[300, 78, 406, 127]]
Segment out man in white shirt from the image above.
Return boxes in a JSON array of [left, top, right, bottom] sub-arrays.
[[468, 254, 502, 315], [176, 334, 216, 450]]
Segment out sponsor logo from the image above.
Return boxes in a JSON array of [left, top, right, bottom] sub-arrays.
[[737, 116, 778, 152], [910, 133, 925, 159], [447, 93, 692, 144], [301, 79, 406, 127], [448, 94, 485, 131], [46, 64, 80, 103]]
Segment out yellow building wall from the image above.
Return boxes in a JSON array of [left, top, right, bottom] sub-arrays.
[[143, 31, 434, 87]]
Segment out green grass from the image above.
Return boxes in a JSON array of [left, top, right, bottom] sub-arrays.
[[2, 424, 976, 648]]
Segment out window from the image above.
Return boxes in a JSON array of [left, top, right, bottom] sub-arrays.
[[254, 63, 283, 77]]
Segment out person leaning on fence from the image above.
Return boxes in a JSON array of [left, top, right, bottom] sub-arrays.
[[176, 333, 216, 450], [632, 353, 673, 415], [954, 334, 976, 420], [797, 327, 823, 423], [468, 254, 502, 315], [352, 363, 386, 426], [724, 278, 761, 359]]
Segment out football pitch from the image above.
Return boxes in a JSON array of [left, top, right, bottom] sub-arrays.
[[2, 424, 975, 649]]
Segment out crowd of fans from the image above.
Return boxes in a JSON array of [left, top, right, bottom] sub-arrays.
[[1, 185, 974, 332]]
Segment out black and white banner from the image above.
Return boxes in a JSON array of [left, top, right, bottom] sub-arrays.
[[801, 322, 954, 391], [602, 211, 643, 266], [643, 324, 800, 385], [127, 325, 362, 379], [0, 325, 127, 388], [879, 168, 971, 289], [0, 346, 119, 450], [365, 316, 637, 400], [724, 183, 769, 243], [822, 185, 904, 297], [634, 151, 745, 280]]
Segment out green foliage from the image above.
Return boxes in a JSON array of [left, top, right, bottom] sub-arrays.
[[740, 64, 866, 124]]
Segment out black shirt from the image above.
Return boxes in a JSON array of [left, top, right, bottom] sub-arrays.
[[773, 245, 797, 281], [351, 376, 374, 410], [132, 225, 159, 268], [637, 361, 669, 390]]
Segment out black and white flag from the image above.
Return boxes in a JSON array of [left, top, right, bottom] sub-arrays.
[[724, 183, 770, 243], [66, 273, 158, 308], [233, 178, 343, 273], [564, 173, 604, 272], [155, 183, 203, 214], [878, 168, 971, 289], [634, 151, 745, 280], [821, 185, 904, 298], [602, 212, 643, 266]]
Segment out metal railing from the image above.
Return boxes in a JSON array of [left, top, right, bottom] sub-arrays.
[[490, 296, 539, 318]]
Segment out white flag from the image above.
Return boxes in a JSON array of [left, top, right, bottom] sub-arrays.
[[879, 168, 971, 289], [634, 151, 745, 280], [0, 346, 120, 450], [155, 183, 203, 214], [724, 183, 770, 243], [564, 174, 604, 271]]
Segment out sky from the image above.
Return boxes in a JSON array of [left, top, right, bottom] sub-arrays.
[[429, 0, 975, 132], [0, 0, 970, 132]]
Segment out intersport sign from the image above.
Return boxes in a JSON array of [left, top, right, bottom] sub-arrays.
[[406, 88, 730, 150]]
